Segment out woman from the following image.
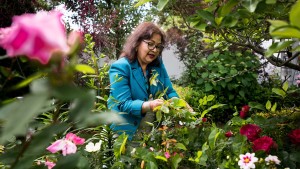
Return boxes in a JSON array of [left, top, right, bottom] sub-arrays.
[[107, 22, 179, 140]]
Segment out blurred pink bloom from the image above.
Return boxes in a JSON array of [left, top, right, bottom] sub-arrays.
[[66, 133, 85, 145], [296, 80, 300, 85], [0, 10, 69, 64], [164, 152, 170, 159], [45, 161, 56, 169], [47, 132, 85, 156], [240, 124, 261, 142]]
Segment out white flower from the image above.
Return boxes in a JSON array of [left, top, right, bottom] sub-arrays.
[[265, 155, 281, 165], [84, 140, 102, 152], [238, 153, 258, 169]]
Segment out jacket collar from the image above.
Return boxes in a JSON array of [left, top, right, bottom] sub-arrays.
[[130, 59, 148, 95]]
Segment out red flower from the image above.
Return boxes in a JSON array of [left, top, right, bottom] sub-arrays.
[[240, 124, 261, 142], [239, 111, 247, 119], [288, 129, 300, 145], [202, 118, 207, 122], [225, 131, 233, 137], [252, 136, 275, 153], [241, 105, 250, 113]]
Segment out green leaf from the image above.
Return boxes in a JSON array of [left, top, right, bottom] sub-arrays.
[[170, 154, 182, 169], [265, 41, 294, 57], [156, 111, 162, 122], [134, 0, 151, 8], [74, 64, 95, 74], [0, 93, 49, 144], [271, 102, 277, 112], [248, 102, 265, 111], [196, 10, 216, 26], [239, 90, 245, 98], [241, 0, 262, 12], [271, 26, 300, 39], [282, 81, 289, 91], [206, 95, 215, 102], [113, 133, 128, 159], [272, 88, 286, 98], [220, 0, 239, 16], [155, 155, 167, 162], [208, 128, 220, 150], [157, 0, 169, 11], [11, 72, 44, 90], [175, 143, 187, 150], [265, 0, 276, 4], [161, 104, 170, 114], [205, 83, 213, 92], [266, 100, 272, 110], [290, 0, 300, 28]]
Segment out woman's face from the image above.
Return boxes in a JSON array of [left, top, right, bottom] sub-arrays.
[[137, 33, 163, 68]]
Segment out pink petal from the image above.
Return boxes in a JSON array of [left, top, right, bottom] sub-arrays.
[[46, 139, 65, 153], [62, 140, 77, 156], [45, 161, 56, 169], [66, 133, 85, 145]]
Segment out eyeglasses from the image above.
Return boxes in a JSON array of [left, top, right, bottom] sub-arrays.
[[143, 40, 164, 51]]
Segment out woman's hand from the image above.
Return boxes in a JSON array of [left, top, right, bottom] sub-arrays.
[[142, 99, 164, 113]]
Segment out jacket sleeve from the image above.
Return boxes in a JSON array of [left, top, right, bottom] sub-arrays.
[[160, 62, 179, 99], [109, 61, 144, 117]]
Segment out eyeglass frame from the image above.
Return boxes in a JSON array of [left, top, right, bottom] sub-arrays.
[[142, 40, 164, 51]]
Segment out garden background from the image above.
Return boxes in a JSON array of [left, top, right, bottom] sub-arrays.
[[0, 0, 300, 169]]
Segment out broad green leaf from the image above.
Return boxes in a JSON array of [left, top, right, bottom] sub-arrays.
[[175, 143, 187, 150], [248, 102, 265, 111], [113, 133, 128, 159], [196, 10, 216, 26], [290, 0, 300, 28], [215, 17, 223, 25], [74, 64, 95, 74], [155, 155, 167, 162], [241, 0, 262, 12], [271, 26, 300, 39], [265, 41, 294, 57], [208, 128, 220, 150], [0, 94, 49, 144], [207, 95, 215, 101], [266, 100, 272, 110], [54, 154, 88, 169], [239, 90, 245, 98], [170, 154, 182, 169], [205, 83, 213, 92], [220, 0, 239, 16], [157, 0, 169, 11], [268, 20, 289, 32], [221, 15, 238, 27], [271, 102, 277, 112], [282, 81, 289, 91], [134, 0, 151, 8], [272, 88, 286, 98]]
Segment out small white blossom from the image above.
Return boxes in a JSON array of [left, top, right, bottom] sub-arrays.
[[238, 153, 258, 169], [85, 140, 102, 152], [265, 155, 281, 165]]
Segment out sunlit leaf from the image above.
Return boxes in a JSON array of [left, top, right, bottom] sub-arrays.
[[265, 41, 294, 57], [220, 0, 239, 16], [248, 102, 265, 111], [157, 0, 169, 11], [74, 64, 95, 74], [266, 100, 272, 110], [282, 81, 289, 91], [290, 0, 300, 28], [175, 143, 187, 150], [272, 88, 286, 98], [271, 102, 277, 112], [241, 0, 263, 12], [11, 72, 45, 90], [134, 0, 151, 8], [155, 155, 167, 162], [208, 128, 220, 150], [271, 26, 300, 39], [113, 133, 128, 159]]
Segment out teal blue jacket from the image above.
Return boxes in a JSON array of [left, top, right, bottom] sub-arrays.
[[107, 57, 178, 140]]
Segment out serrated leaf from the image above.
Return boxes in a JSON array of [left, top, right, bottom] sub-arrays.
[[290, 0, 300, 28], [74, 64, 95, 74]]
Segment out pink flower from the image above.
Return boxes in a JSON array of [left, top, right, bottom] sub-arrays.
[[66, 133, 85, 145], [240, 124, 261, 142], [241, 105, 250, 113], [238, 152, 258, 169], [252, 136, 275, 153], [239, 111, 247, 119], [0, 10, 70, 64], [265, 155, 281, 165], [164, 152, 170, 159], [47, 132, 85, 156], [225, 131, 233, 138], [288, 129, 300, 145], [45, 161, 56, 169]]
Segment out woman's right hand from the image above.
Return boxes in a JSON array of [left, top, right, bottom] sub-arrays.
[[142, 99, 164, 113]]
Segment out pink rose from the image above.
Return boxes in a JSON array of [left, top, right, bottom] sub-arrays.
[[241, 105, 250, 113], [0, 10, 70, 64], [239, 111, 247, 119], [252, 136, 275, 153], [240, 124, 261, 142], [288, 129, 300, 145], [225, 131, 233, 138]]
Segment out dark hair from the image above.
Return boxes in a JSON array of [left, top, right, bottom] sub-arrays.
[[120, 22, 166, 67]]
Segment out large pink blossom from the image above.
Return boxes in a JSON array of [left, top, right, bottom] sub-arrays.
[[252, 136, 275, 153], [0, 10, 70, 64], [47, 132, 85, 156]]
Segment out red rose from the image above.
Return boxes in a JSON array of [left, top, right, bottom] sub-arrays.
[[252, 136, 275, 153], [241, 105, 250, 113], [225, 131, 233, 137], [240, 124, 262, 142], [288, 129, 300, 145], [202, 118, 207, 122], [239, 111, 247, 119]]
